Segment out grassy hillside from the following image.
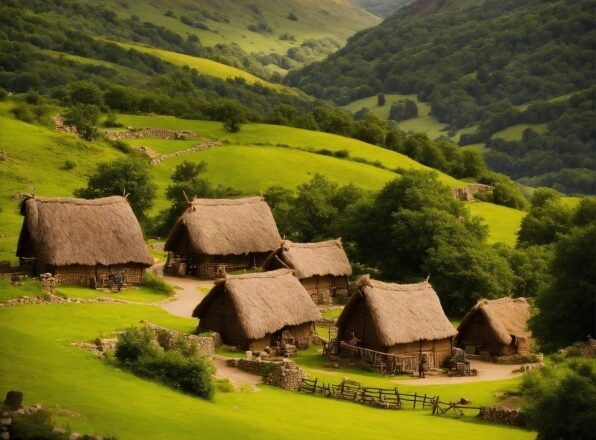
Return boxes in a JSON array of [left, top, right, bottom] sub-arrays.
[[0, 302, 535, 439], [111, 41, 305, 96], [117, 114, 465, 188], [342, 94, 448, 139], [103, 0, 379, 60], [0, 107, 520, 265], [466, 202, 525, 247]]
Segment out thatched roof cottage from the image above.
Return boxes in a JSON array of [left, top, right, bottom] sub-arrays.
[[336, 275, 457, 369], [262, 239, 352, 304], [193, 269, 322, 351], [164, 197, 281, 279], [17, 196, 153, 286], [456, 297, 532, 358]]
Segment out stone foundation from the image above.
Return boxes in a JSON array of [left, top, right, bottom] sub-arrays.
[[479, 406, 524, 426], [226, 358, 306, 391]]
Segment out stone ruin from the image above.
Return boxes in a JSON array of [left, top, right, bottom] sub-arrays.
[[451, 183, 493, 201], [226, 358, 306, 391], [40, 273, 56, 295], [479, 406, 524, 426], [102, 127, 198, 141]]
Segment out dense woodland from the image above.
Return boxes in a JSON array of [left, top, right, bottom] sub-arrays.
[[287, 0, 596, 194]]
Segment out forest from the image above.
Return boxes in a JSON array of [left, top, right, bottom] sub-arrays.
[[286, 0, 596, 194]]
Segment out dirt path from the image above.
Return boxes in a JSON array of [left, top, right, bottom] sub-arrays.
[[394, 360, 523, 385], [157, 275, 214, 318], [213, 357, 262, 388]]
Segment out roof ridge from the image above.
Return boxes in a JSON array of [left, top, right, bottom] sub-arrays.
[[27, 196, 126, 206]]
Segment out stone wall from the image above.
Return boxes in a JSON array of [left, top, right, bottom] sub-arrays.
[[451, 183, 493, 201], [102, 128, 198, 140], [479, 406, 524, 426], [226, 358, 306, 391], [558, 338, 596, 358]]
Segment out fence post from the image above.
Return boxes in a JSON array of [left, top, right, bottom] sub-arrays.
[[413, 392, 417, 409], [312, 377, 318, 394]]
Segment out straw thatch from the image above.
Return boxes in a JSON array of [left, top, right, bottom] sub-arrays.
[[164, 197, 281, 256], [457, 297, 531, 346], [262, 239, 352, 279], [193, 269, 321, 340], [17, 196, 153, 266], [337, 275, 457, 346]]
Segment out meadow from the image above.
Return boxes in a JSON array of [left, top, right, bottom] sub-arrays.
[[466, 202, 526, 247], [0, 300, 536, 440]]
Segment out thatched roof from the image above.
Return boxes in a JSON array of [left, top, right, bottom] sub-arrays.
[[457, 297, 531, 345], [337, 275, 457, 346], [164, 197, 281, 256], [17, 196, 153, 266], [262, 239, 352, 279], [193, 269, 321, 340]]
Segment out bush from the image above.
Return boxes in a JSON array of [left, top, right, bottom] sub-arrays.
[[333, 149, 349, 159], [115, 327, 158, 364], [109, 139, 132, 154], [61, 160, 76, 170], [10, 409, 62, 440], [0, 87, 7, 101], [11, 103, 35, 123], [142, 272, 175, 295], [103, 113, 123, 128], [287, 12, 298, 21], [115, 328, 215, 400]]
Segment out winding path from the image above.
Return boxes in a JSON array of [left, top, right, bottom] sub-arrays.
[[157, 275, 214, 318]]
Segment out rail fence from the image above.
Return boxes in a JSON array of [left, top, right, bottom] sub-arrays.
[[300, 378, 482, 416]]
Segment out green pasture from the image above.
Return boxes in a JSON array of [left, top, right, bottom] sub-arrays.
[[110, 41, 304, 96], [118, 113, 465, 187], [150, 144, 398, 212], [466, 202, 526, 246], [342, 94, 449, 140], [102, 0, 378, 58], [0, 302, 535, 440], [491, 124, 547, 141]]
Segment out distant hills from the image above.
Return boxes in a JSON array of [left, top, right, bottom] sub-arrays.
[[286, 0, 596, 194], [352, 0, 413, 17]]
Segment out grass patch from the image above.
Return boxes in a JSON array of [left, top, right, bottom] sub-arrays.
[[0, 303, 534, 439], [466, 202, 526, 246], [0, 278, 43, 302], [142, 272, 175, 296], [55, 285, 170, 303]]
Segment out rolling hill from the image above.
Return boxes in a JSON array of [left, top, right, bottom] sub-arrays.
[[0, 105, 521, 264], [286, 0, 596, 194]]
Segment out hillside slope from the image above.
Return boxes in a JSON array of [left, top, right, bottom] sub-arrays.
[[352, 0, 414, 17], [286, 0, 596, 194]]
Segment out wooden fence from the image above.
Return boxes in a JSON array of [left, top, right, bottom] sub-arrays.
[[299, 378, 436, 411], [339, 342, 421, 374], [300, 378, 482, 416]]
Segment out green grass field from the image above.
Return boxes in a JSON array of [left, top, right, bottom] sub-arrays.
[[0, 301, 535, 440], [102, 0, 378, 59], [342, 94, 450, 140], [118, 113, 466, 188], [491, 124, 547, 141], [466, 202, 526, 246], [111, 41, 305, 96]]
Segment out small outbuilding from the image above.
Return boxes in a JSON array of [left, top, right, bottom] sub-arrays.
[[193, 269, 322, 351], [456, 297, 532, 358], [336, 275, 457, 370], [17, 196, 153, 286], [262, 239, 352, 304], [164, 197, 282, 279]]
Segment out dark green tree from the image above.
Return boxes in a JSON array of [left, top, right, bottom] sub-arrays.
[[377, 93, 385, 106], [522, 359, 596, 440], [517, 189, 572, 247], [63, 104, 100, 140], [75, 156, 156, 223]]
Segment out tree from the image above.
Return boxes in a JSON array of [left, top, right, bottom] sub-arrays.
[[517, 189, 571, 246], [530, 224, 596, 351], [377, 93, 385, 106], [75, 156, 156, 223], [67, 81, 104, 106], [63, 104, 100, 140], [346, 170, 514, 315], [522, 359, 596, 440], [208, 99, 247, 133]]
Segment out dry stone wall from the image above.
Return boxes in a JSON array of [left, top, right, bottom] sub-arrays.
[[144, 323, 215, 356], [226, 358, 306, 391], [479, 406, 524, 426]]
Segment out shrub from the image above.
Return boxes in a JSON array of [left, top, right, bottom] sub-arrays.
[[287, 12, 298, 21], [215, 378, 234, 392], [61, 160, 76, 170], [109, 139, 132, 154], [142, 272, 175, 295], [0, 87, 7, 101], [10, 409, 63, 440], [12, 103, 35, 123], [115, 327, 158, 364], [103, 113, 123, 128], [333, 149, 349, 159]]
